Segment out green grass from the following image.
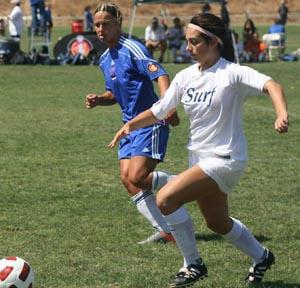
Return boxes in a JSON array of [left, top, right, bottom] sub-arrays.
[[0, 29, 300, 287]]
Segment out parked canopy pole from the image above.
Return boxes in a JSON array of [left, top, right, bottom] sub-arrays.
[[128, 3, 138, 38]]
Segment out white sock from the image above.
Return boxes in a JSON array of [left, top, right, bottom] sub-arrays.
[[164, 207, 201, 267], [131, 191, 171, 233], [152, 171, 176, 191], [223, 217, 265, 264]]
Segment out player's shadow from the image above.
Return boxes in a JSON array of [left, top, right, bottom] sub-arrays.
[[254, 234, 272, 243], [195, 233, 271, 243], [256, 281, 300, 288], [195, 233, 222, 242]]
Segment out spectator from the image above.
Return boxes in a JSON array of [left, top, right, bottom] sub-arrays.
[[45, 4, 53, 40], [278, 0, 289, 25], [269, 18, 285, 34], [244, 32, 267, 62], [84, 6, 93, 32], [243, 18, 256, 43], [233, 31, 250, 63], [8, 0, 23, 40], [266, 18, 286, 57], [166, 17, 185, 63], [253, 32, 267, 62], [269, 17, 285, 35], [160, 18, 168, 33], [201, 3, 211, 14], [243, 18, 257, 56], [268, 18, 285, 45], [0, 18, 5, 37], [29, 0, 46, 35], [174, 41, 193, 64], [221, 0, 230, 29], [145, 17, 167, 63]]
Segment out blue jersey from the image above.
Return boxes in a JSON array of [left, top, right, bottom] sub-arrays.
[[99, 34, 168, 123]]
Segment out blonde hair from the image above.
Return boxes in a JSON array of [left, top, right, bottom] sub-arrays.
[[94, 3, 122, 26]]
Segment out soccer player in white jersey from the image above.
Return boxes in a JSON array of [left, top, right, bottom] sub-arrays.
[[85, 3, 187, 245], [109, 13, 289, 287]]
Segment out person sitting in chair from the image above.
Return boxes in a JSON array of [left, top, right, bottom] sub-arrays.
[[166, 17, 185, 63], [145, 17, 167, 63], [268, 18, 285, 46]]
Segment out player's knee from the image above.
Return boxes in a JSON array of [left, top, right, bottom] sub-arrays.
[[127, 169, 148, 188], [128, 174, 145, 188], [120, 173, 130, 189], [205, 218, 231, 235], [156, 193, 175, 215]]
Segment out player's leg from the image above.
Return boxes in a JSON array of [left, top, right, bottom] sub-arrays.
[[126, 124, 183, 244], [145, 41, 156, 56], [158, 40, 167, 63], [125, 156, 176, 242], [197, 183, 274, 284], [119, 157, 174, 244], [194, 156, 275, 284], [157, 166, 215, 287], [128, 123, 176, 192], [158, 158, 273, 286], [127, 156, 176, 192]]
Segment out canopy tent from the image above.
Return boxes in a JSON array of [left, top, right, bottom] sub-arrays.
[[129, 0, 223, 36], [128, 0, 239, 63], [133, 0, 222, 4]]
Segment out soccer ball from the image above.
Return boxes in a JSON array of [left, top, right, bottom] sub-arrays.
[[0, 256, 34, 288]]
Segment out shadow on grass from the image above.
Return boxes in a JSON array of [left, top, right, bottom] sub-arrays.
[[194, 233, 271, 243], [254, 234, 272, 243], [195, 233, 223, 242], [256, 281, 300, 288]]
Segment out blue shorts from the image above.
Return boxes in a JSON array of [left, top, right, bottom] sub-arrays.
[[118, 124, 169, 161]]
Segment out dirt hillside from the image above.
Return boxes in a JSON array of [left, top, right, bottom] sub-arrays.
[[1, 0, 299, 25]]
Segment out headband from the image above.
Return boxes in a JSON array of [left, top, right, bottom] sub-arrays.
[[187, 23, 223, 46]]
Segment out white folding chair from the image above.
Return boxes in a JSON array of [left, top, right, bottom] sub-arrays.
[[262, 33, 285, 61]]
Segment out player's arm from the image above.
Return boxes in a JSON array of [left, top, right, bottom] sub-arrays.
[[263, 79, 289, 133], [157, 74, 180, 127], [85, 90, 117, 109], [108, 109, 157, 148], [109, 74, 182, 148]]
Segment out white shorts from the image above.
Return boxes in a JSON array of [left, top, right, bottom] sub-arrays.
[[189, 151, 247, 194]]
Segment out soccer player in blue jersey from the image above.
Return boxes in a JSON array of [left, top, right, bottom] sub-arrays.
[[85, 3, 186, 244]]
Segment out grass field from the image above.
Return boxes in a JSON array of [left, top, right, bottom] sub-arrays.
[[0, 26, 300, 288]]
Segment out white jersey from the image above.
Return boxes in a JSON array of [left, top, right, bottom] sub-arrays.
[[145, 25, 166, 42], [8, 6, 23, 37], [151, 57, 271, 161]]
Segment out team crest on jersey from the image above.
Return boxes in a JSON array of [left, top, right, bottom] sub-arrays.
[[147, 62, 159, 73]]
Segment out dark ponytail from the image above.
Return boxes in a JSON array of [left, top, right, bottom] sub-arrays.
[[190, 13, 235, 62]]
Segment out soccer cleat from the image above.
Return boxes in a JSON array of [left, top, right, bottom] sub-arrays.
[[169, 261, 208, 288], [137, 230, 175, 244], [245, 249, 275, 284]]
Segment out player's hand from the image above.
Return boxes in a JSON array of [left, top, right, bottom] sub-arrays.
[[85, 94, 98, 109], [274, 113, 289, 133], [165, 109, 180, 127], [108, 124, 131, 149]]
